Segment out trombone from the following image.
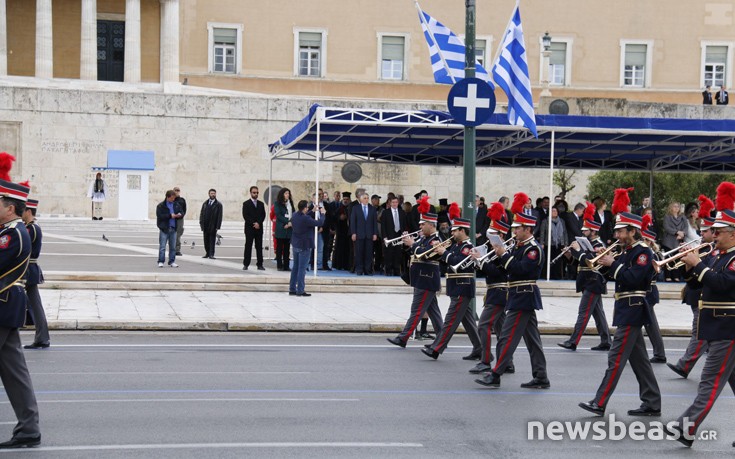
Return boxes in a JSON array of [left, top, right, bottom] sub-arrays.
[[653, 242, 715, 273], [416, 238, 453, 260], [585, 241, 622, 270], [384, 230, 420, 247]]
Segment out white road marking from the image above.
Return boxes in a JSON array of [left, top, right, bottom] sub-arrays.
[[0, 442, 422, 452], [0, 422, 16, 425], [24, 398, 359, 404], [32, 371, 311, 375]]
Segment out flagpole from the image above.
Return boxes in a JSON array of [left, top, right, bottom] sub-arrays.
[[415, 1, 457, 83], [489, 0, 520, 68]]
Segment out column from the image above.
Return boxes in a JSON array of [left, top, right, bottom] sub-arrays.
[[35, 0, 53, 78], [0, 0, 7, 75], [160, 0, 179, 89], [80, 0, 97, 80], [124, 0, 140, 83]]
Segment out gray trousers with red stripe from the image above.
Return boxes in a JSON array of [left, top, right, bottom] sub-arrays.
[[674, 306, 709, 376], [493, 309, 547, 379], [644, 304, 666, 360], [569, 290, 610, 346], [397, 288, 443, 343], [593, 325, 661, 410], [429, 296, 481, 355], [676, 340, 735, 437], [477, 303, 509, 365]]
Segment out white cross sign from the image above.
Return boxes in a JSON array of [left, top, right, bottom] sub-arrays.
[[447, 78, 496, 127], [453, 84, 490, 122]]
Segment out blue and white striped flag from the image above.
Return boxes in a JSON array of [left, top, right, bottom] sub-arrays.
[[492, 4, 537, 137], [417, 6, 493, 87]]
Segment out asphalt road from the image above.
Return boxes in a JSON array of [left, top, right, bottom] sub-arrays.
[[1, 332, 732, 458]]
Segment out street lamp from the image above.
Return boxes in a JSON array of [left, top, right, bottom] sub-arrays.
[[541, 32, 552, 97]]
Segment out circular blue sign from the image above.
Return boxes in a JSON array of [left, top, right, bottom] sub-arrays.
[[447, 78, 496, 127]]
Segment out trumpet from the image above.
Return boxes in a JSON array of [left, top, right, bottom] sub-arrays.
[[384, 230, 421, 247], [585, 241, 622, 270], [472, 237, 517, 269], [449, 240, 491, 273], [416, 238, 453, 260], [653, 242, 715, 273], [659, 238, 702, 258]]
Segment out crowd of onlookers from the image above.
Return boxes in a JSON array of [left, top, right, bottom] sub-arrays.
[[267, 187, 709, 283]]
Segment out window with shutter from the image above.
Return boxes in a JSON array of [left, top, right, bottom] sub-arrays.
[[381, 36, 405, 80]]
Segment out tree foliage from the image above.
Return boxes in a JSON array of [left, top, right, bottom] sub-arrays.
[[586, 171, 735, 225]]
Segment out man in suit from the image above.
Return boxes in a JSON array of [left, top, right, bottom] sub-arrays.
[[563, 202, 585, 244], [409, 191, 427, 232], [199, 188, 223, 259], [475, 195, 490, 246], [716, 85, 729, 105], [242, 186, 266, 270], [382, 196, 408, 276], [702, 85, 713, 105], [173, 187, 187, 256], [349, 193, 378, 275]]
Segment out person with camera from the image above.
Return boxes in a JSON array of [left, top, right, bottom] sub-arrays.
[[289, 199, 325, 297]]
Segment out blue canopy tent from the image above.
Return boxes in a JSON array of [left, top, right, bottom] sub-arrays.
[[269, 104, 735, 276]]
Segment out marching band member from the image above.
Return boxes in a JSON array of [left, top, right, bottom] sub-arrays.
[[387, 201, 443, 348], [641, 215, 666, 364], [422, 205, 482, 360], [668, 195, 717, 379], [579, 188, 661, 418], [475, 192, 550, 390], [21, 198, 50, 350], [668, 182, 735, 447], [558, 202, 611, 351], [469, 203, 513, 374]]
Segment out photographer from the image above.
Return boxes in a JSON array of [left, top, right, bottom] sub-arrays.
[[289, 199, 325, 297]]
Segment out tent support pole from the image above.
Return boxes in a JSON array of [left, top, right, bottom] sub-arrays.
[[314, 110, 321, 278], [268, 154, 273, 261], [546, 131, 555, 282], [648, 161, 654, 207]]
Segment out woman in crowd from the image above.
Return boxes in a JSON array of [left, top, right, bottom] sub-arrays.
[[539, 205, 568, 280], [683, 202, 700, 243], [274, 188, 294, 271], [661, 201, 686, 281]]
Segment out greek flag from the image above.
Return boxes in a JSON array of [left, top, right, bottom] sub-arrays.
[[492, 4, 537, 137], [417, 6, 493, 86]]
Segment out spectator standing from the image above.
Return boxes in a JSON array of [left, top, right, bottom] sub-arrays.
[[332, 192, 351, 270], [683, 202, 700, 243], [538, 206, 567, 279], [661, 202, 687, 281], [274, 188, 294, 271], [242, 186, 266, 270], [715, 85, 729, 105], [592, 196, 614, 245], [156, 190, 183, 268], [475, 195, 490, 245], [702, 85, 713, 105], [320, 190, 335, 271], [371, 194, 384, 273], [86, 172, 106, 220], [382, 196, 408, 276], [499, 196, 514, 225], [289, 200, 325, 296], [199, 189, 223, 259], [350, 192, 378, 275], [173, 187, 186, 256]]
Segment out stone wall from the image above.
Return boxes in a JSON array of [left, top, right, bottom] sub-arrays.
[[8, 84, 718, 220]]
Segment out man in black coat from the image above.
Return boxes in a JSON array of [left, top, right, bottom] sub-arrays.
[[592, 196, 615, 245], [200, 188, 223, 259], [349, 193, 378, 275], [475, 195, 490, 245], [242, 186, 266, 270], [702, 85, 713, 105], [382, 196, 408, 276], [173, 187, 187, 256], [715, 85, 729, 105]]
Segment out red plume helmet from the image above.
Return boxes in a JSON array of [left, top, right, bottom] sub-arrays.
[[417, 195, 431, 214], [511, 192, 529, 216], [611, 187, 634, 215], [0, 152, 16, 181], [715, 182, 735, 211], [448, 202, 461, 220], [698, 194, 715, 218], [641, 214, 652, 232], [582, 201, 596, 223], [487, 202, 505, 222]]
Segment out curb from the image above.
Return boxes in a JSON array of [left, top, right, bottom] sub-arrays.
[[44, 320, 692, 336]]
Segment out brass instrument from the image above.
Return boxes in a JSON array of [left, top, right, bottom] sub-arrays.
[[384, 230, 421, 247], [415, 238, 453, 260], [550, 245, 574, 265], [449, 240, 491, 273], [659, 238, 702, 258], [653, 242, 715, 273], [585, 241, 621, 270], [473, 236, 517, 269]]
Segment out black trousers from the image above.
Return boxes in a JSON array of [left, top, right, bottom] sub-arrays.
[[353, 238, 373, 274], [276, 237, 290, 269], [203, 229, 217, 257], [322, 231, 334, 267], [383, 244, 402, 275], [244, 228, 264, 267]]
